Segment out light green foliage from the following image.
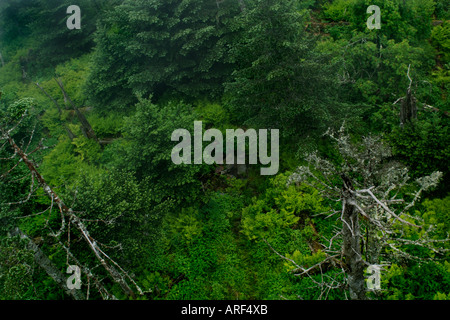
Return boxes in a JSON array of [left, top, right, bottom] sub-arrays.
[[431, 21, 450, 64], [420, 196, 450, 241], [165, 207, 204, 246], [0, 51, 26, 106], [433, 292, 450, 300], [431, 20, 450, 93], [36, 55, 90, 105], [322, 0, 353, 21], [431, 64, 450, 91], [373, 196, 450, 300], [241, 173, 328, 241], [195, 100, 230, 129], [323, 0, 435, 42], [39, 107, 64, 138], [387, 193, 450, 261], [6, 97, 35, 121], [155, 193, 253, 300], [283, 249, 326, 272], [53, 55, 92, 105], [87, 112, 124, 138], [0, 99, 46, 242], [33, 55, 92, 141], [71, 136, 102, 163], [0, 55, 49, 112]]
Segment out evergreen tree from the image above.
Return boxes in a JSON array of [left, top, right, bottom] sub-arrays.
[[225, 0, 341, 140]]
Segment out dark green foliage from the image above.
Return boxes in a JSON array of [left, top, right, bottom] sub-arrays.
[[0, 237, 36, 299], [0, 0, 117, 76], [388, 115, 450, 195], [323, 0, 435, 43], [434, 0, 450, 20], [103, 98, 211, 204], [86, 0, 241, 111], [0, 235, 64, 300], [318, 0, 442, 139], [72, 169, 163, 268], [319, 29, 434, 109], [0, 98, 44, 233], [381, 262, 450, 300], [0, 0, 35, 49], [225, 0, 341, 140]]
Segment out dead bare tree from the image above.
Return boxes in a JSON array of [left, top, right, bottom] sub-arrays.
[[268, 125, 448, 300], [8, 227, 86, 300], [0, 108, 144, 300]]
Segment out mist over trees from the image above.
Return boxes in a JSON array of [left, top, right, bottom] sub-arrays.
[[0, 0, 449, 300]]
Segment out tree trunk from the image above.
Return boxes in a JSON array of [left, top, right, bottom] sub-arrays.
[[341, 175, 367, 300], [9, 227, 86, 300], [55, 78, 98, 142], [237, 0, 246, 12]]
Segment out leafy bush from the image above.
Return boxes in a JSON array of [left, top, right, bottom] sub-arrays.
[[241, 173, 329, 241], [40, 136, 92, 188], [105, 98, 212, 205]]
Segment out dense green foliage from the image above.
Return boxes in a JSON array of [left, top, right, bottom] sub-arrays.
[[86, 0, 241, 111], [224, 0, 342, 139], [0, 0, 448, 301]]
